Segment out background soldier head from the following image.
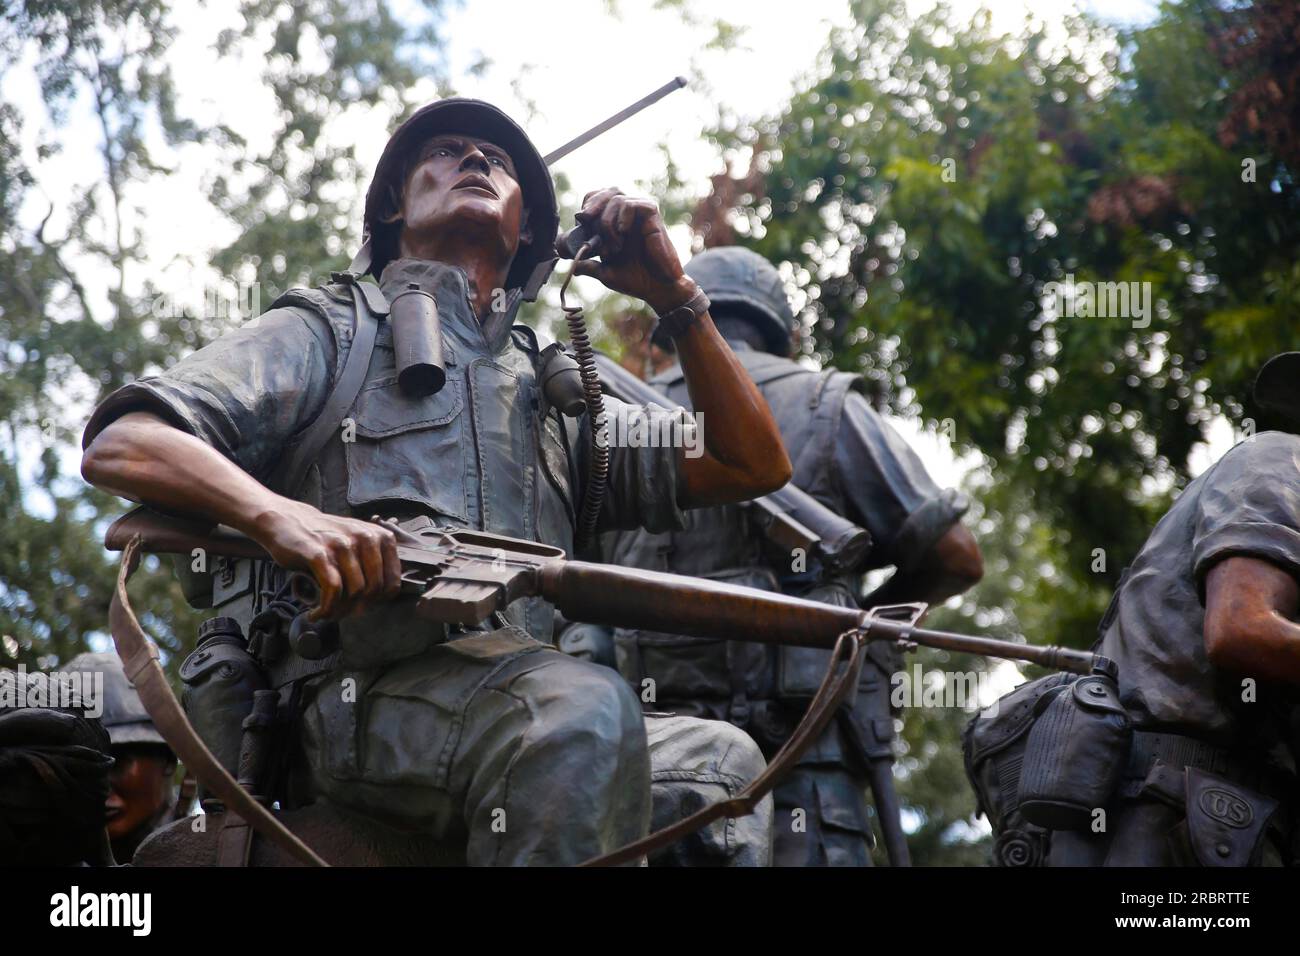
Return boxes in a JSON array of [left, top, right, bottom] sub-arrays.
[[64, 652, 177, 863], [652, 246, 797, 357]]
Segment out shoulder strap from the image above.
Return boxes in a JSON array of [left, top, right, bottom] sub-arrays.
[[737, 351, 809, 387], [268, 280, 382, 498], [793, 369, 858, 481]]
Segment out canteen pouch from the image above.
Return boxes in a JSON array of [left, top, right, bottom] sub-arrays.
[[181, 617, 268, 779], [962, 672, 1075, 866], [1018, 658, 1132, 831]]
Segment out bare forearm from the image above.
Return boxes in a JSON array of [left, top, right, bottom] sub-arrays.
[[81, 412, 286, 536], [671, 314, 791, 504], [82, 411, 401, 619], [676, 316, 783, 466], [1205, 557, 1300, 684], [862, 525, 984, 608]]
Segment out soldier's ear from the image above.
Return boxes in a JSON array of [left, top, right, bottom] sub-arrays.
[[379, 182, 404, 226], [518, 206, 533, 246]]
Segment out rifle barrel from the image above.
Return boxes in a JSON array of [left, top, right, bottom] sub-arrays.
[[537, 559, 1096, 674]]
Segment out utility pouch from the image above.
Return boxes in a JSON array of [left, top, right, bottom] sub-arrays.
[[963, 673, 1074, 828], [1018, 657, 1132, 831], [776, 580, 860, 701], [615, 566, 776, 709]]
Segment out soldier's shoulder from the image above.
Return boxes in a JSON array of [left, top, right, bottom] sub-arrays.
[[264, 281, 360, 344], [1215, 429, 1300, 469]]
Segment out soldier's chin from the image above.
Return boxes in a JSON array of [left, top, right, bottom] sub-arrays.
[[446, 191, 505, 224]]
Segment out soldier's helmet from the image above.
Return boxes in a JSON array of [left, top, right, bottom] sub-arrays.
[[683, 246, 797, 356], [1253, 352, 1300, 433], [63, 652, 169, 750], [363, 98, 558, 297]]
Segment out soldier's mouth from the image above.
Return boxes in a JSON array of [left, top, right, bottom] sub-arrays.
[[453, 175, 498, 198]]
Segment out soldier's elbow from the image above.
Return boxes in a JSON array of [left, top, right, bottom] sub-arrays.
[[766, 450, 794, 494], [748, 448, 792, 497], [81, 416, 150, 490], [81, 429, 121, 488], [1203, 610, 1260, 674], [939, 525, 984, 587]]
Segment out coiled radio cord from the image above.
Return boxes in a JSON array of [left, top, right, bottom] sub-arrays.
[[559, 242, 610, 547]]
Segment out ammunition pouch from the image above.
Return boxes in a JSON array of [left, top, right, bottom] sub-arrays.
[[1018, 666, 1132, 831], [614, 566, 777, 724], [1121, 731, 1293, 866], [1181, 767, 1279, 867]]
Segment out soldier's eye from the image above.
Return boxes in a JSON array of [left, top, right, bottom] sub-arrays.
[[488, 156, 506, 168]]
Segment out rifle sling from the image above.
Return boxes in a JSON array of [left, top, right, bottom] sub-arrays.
[[580, 626, 868, 867], [110, 535, 328, 867]]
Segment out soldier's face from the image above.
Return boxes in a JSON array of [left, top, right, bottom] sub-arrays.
[[400, 132, 530, 260], [105, 746, 172, 840]]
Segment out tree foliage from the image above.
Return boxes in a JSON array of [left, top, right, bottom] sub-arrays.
[[696, 0, 1298, 861], [0, 0, 450, 672]]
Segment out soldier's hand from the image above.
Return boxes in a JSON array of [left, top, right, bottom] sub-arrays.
[[253, 500, 402, 620], [570, 187, 698, 314]]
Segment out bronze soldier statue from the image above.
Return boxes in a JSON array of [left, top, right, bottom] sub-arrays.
[[561, 246, 984, 866], [968, 353, 1300, 867], [80, 98, 792, 865]]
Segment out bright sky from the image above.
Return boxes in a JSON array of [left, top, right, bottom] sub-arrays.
[[7, 0, 1185, 511]]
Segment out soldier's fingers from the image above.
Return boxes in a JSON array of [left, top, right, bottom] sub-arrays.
[[307, 553, 343, 621], [333, 539, 368, 607], [626, 197, 659, 228], [379, 530, 402, 597], [355, 531, 388, 601], [579, 186, 620, 213], [599, 197, 626, 255], [571, 259, 611, 283], [615, 198, 640, 238]]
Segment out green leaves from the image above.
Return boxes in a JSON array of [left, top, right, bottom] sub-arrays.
[[0, 0, 452, 675], [696, 0, 1299, 862]]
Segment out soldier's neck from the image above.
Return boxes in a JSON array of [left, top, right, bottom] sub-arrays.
[[398, 238, 507, 321]]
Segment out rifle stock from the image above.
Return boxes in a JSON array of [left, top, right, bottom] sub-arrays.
[[105, 508, 268, 560]]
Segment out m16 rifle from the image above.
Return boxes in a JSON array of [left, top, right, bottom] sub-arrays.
[[107, 507, 1092, 673], [104, 506, 1094, 866]]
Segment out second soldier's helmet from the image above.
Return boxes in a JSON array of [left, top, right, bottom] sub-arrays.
[[1253, 352, 1300, 434], [683, 246, 797, 356], [363, 98, 559, 297], [63, 652, 169, 750]]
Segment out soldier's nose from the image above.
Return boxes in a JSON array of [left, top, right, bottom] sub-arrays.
[[459, 149, 491, 175]]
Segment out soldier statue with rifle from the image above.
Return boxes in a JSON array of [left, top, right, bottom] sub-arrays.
[[80, 94, 794, 866], [966, 354, 1300, 868]]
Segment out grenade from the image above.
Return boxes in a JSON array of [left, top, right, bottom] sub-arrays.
[[389, 283, 445, 397], [180, 616, 268, 778], [1017, 657, 1132, 831]]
